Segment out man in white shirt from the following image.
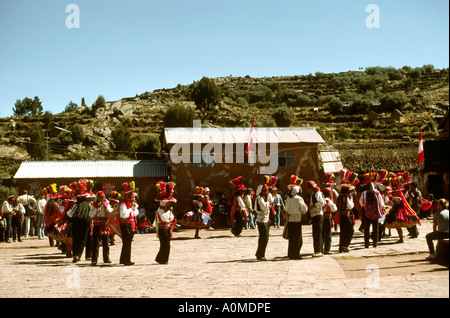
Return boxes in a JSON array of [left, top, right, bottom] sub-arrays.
[[1, 195, 15, 243], [119, 191, 139, 266], [36, 193, 47, 239], [255, 184, 273, 260], [306, 181, 325, 257], [285, 185, 308, 259]]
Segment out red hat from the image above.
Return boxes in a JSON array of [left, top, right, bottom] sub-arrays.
[[194, 186, 204, 196], [305, 180, 321, 192], [230, 176, 246, 192], [155, 181, 176, 202], [110, 191, 121, 203], [264, 175, 278, 188]]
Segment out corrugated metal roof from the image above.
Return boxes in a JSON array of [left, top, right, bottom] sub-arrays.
[[320, 151, 344, 173], [164, 127, 325, 144], [13, 160, 168, 179]]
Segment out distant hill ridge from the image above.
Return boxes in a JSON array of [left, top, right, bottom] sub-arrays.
[[0, 65, 448, 184]]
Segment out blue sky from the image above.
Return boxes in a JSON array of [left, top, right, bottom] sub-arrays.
[[0, 0, 448, 117]]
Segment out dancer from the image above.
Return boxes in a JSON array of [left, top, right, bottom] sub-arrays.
[[180, 186, 214, 238], [68, 181, 92, 263], [155, 181, 177, 264], [384, 174, 420, 243], [284, 175, 307, 259], [119, 181, 139, 266], [255, 184, 272, 260], [230, 177, 248, 237], [360, 174, 385, 248], [89, 190, 112, 265], [305, 180, 325, 257]]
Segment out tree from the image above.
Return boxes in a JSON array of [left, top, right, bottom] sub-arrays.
[[110, 124, 133, 156], [13, 96, 43, 117], [134, 134, 161, 159], [163, 104, 195, 127], [26, 125, 48, 160], [272, 106, 294, 127], [328, 98, 344, 115], [92, 95, 106, 113], [191, 77, 221, 112], [65, 101, 79, 112], [380, 91, 409, 112]]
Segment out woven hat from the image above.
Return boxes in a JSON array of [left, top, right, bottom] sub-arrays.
[[230, 176, 246, 192], [287, 175, 303, 190]]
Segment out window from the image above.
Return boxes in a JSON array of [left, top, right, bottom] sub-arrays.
[[191, 152, 215, 168], [278, 151, 293, 167]]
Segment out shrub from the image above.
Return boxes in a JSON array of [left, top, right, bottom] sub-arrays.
[[26, 125, 48, 160], [163, 104, 195, 127], [379, 91, 409, 112], [272, 106, 294, 127], [70, 124, 86, 144], [328, 98, 343, 115], [134, 134, 161, 159]]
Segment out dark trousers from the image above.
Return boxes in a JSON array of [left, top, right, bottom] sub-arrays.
[[364, 217, 379, 248], [426, 231, 449, 254], [231, 212, 244, 236], [72, 219, 90, 258], [311, 215, 324, 253], [256, 222, 270, 259], [85, 227, 93, 259], [287, 222, 303, 259], [339, 214, 354, 251], [407, 224, 419, 238], [155, 228, 171, 264], [120, 223, 134, 264], [11, 216, 22, 241], [322, 217, 332, 253], [92, 225, 110, 263]]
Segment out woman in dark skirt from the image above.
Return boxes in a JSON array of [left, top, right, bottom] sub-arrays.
[[336, 186, 355, 253]]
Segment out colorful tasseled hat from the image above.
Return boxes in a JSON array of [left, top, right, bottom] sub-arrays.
[[337, 170, 359, 191], [122, 181, 137, 200], [389, 175, 403, 191], [155, 181, 176, 202], [110, 191, 121, 203], [288, 175, 303, 190], [42, 183, 58, 198], [323, 172, 336, 186], [264, 175, 278, 189], [194, 186, 205, 196], [230, 176, 246, 192]]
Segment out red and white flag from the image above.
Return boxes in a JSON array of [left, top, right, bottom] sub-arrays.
[[245, 116, 255, 154], [418, 128, 424, 163]]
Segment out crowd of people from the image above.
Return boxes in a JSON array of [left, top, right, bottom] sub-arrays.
[[0, 169, 448, 265], [225, 170, 448, 261]]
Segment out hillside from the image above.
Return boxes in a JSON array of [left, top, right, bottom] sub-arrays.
[[0, 65, 448, 185]]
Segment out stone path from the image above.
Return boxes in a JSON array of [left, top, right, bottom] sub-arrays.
[[0, 219, 448, 299]]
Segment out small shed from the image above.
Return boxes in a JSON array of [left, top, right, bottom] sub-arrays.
[[13, 160, 169, 208]]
